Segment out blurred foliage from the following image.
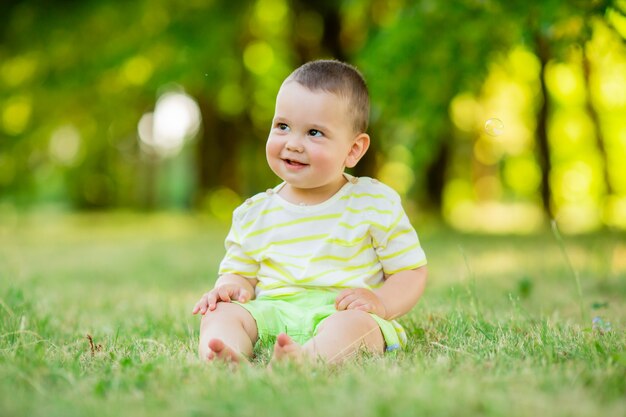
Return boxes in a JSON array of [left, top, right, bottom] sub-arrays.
[[1, 0, 625, 233]]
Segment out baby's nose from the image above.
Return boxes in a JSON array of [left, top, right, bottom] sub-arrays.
[[285, 138, 304, 152]]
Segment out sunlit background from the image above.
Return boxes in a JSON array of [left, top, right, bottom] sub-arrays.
[[1, 0, 626, 234]]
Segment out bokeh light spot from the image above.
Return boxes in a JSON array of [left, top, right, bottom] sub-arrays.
[[138, 91, 201, 157], [254, 0, 288, 26], [561, 162, 593, 197], [208, 187, 242, 222], [503, 156, 541, 196], [2, 95, 32, 135], [217, 84, 246, 116], [1, 54, 38, 87], [484, 118, 504, 136], [555, 203, 602, 234], [243, 41, 274, 75], [49, 125, 82, 166], [450, 93, 480, 133], [378, 161, 414, 196], [122, 56, 154, 86], [603, 195, 626, 229], [474, 137, 502, 165]]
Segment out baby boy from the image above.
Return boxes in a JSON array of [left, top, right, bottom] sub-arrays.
[[192, 60, 428, 364]]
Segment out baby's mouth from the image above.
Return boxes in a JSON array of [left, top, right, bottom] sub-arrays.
[[284, 158, 308, 167]]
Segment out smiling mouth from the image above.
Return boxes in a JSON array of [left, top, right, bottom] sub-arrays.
[[283, 158, 308, 167]]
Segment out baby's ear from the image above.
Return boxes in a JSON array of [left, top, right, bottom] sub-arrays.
[[345, 133, 370, 168]]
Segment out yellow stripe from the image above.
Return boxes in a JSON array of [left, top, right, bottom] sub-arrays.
[[378, 242, 422, 261], [256, 282, 313, 292], [241, 219, 255, 231], [325, 233, 369, 247], [218, 269, 257, 277], [245, 234, 328, 256], [245, 213, 342, 239], [310, 244, 371, 262], [260, 206, 284, 215], [241, 206, 286, 230], [331, 265, 382, 287], [296, 268, 337, 284], [339, 220, 390, 233], [340, 193, 386, 200], [270, 260, 305, 270], [388, 211, 404, 233], [384, 259, 427, 275], [298, 259, 379, 284], [261, 259, 297, 283], [345, 206, 393, 215], [255, 283, 335, 294], [371, 212, 404, 248], [386, 228, 412, 242], [257, 282, 294, 291], [269, 251, 312, 259], [342, 259, 379, 272], [230, 255, 257, 265]]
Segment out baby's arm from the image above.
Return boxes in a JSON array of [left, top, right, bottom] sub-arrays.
[[192, 274, 258, 315], [373, 266, 427, 320], [335, 266, 427, 320]]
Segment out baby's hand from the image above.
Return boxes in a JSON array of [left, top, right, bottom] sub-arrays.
[[335, 288, 387, 318], [192, 284, 252, 315]]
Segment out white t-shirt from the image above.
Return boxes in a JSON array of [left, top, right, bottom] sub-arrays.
[[219, 174, 427, 298]]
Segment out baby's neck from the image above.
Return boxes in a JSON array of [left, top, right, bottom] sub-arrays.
[[279, 177, 349, 206]]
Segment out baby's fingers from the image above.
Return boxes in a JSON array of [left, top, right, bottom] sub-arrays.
[[236, 288, 251, 303], [191, 302, 202, 315], [206, 291, 219, 311], [336, 293, 359, 311], [192, 294, 209, 315], [335, 289, 353, 309], [347, 300, 372, 313], [217, 287, 232, 303]]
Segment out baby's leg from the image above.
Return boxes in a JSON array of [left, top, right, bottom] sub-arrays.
[[271, 310, 384, 364], [198, 302, 258, 363]]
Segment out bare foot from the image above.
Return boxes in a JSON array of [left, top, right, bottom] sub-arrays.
[[206, 338, 248, 364], [269, 333, 306, 365]]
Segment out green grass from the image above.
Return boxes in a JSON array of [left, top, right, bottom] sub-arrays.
[[1, 212, 625, 417]]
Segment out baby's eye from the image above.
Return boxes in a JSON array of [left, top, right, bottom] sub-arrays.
[[308, 129, 323, 137], [276, 123, 290, 132]]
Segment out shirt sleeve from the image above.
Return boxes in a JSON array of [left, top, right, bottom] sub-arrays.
[[217, 206, 259, 278], [370, 191, 427, 275]]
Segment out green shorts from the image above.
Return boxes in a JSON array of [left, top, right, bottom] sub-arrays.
[[234, 289, 406, 352]]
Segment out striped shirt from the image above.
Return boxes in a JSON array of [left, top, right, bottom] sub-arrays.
[[219, 175, 427, 299]]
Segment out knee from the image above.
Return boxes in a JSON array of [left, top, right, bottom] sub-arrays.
[[200, 302, 244, 326], [327, 309, 379, 333], [199, 302, 257, 339]]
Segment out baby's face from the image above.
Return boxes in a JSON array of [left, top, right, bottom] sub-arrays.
[[266, 81, 360, 202]]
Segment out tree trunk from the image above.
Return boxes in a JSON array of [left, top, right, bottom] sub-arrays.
[[195, 97, 239, 205], [289, 0, 378, 177], [582, 46, 613, 196], [535, 32, 554, 218], [425, 136, 449, 210]]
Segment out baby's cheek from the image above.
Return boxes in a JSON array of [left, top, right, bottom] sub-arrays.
[[265, 136, 282, 156], [309, 149, 341, 171]]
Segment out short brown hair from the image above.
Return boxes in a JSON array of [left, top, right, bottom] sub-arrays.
[[285, 60, 370, 133]]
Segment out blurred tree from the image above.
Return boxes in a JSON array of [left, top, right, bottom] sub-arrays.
[[287, 0, 379, 176], [0, 0, 253, 209], [2, 0, 626, 232], [503, 0, 620, 218], [357, 0, 624, 220], [357, 0, 518, 209]]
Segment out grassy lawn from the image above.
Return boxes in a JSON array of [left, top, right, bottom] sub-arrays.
[[1, 212, 625, 417]]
